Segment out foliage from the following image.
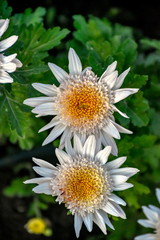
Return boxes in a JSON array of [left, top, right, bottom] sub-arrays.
[[0, 1, 69, 149], [0, 1, 160, 240]]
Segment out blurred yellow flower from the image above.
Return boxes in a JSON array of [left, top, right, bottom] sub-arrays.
[[25, 218, 46, 234]]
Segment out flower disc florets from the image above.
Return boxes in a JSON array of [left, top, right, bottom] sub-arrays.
[[51, 156, 111, 215], [24, 48, 138, 155], [56, 70, 114, 134], [24, 135, 139, 237]]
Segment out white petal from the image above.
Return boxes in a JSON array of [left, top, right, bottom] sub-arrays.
[[99, 61, 117, 81], [82, 135, 96, 159], [39, 117, 60, 132], [102, 202, 119, 217], [83, 213, 93, 232], [12, 58, 22, 67], [113, 183, 133, 191], [149, 205, 160, 215], [33, 166, 55, 177], [2, 62, 16, 73], [112, 121, 133, 134], [48, 62, 69, 83], [103, 121, 121, 139], [82, 66, 92, 75], [59, 127, 71, 148], [112, 202, 126, 219], [110, 167, 139, 177], [55, 148, 71, 164], [0, 19, 9, 37], [32, 157, 57, 170], [0, 70, 13, 83], [1, 53, 17, 63], [24, 96, 54, 107], [142, 206, 159, 223], [93, 211, 107, 234], [106, 157, 126, 170], [108, 193, 126, 206], [0, 35, 18, 52], [68, 48, 82, 75], [156, 188, 160, 203], [74, 134, 83, 155], [65, 132, 75, 155], [134, 234, 156, 240], [138, 219, 156, 228], [42, 124, 66, 146], [112, 105, 129, 118], [94, 133, 102, 154], [111, 175, 128, 185], [103, 201, 126, 219], [95, 146, 112, 164], [33, 182, 52, 195], [74, 213, 83, 238], [102, 71, 118, 89], [114, 88, 139, 103], [100, 131, 118, 156], [98, 210, 115, 230], [32, 102, 57, 115], [32, 83, 57, 96], [77, 132, 87, 145], [24, 177, 52, 184], [113, 68, 130, 90]]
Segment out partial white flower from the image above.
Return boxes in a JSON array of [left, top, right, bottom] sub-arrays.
[[0, 19, 22, 83], [24, 135, 139, 237], [135, 188, 160, 240], [24, 48, 138, 155]]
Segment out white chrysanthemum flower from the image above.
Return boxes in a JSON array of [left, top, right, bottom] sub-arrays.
[[135, 188, 160, 240], [0, 19, 22, 83], [24, 135, 139, 237], [24, 48, 138, 155]]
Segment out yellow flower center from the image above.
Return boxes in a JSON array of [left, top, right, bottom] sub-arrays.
[[58, 165, 105, 209], [26, 218, 46, 234], [58, 81, 109, 131]]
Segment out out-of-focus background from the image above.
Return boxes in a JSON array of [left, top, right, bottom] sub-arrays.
[[8, 0, 160, 38]]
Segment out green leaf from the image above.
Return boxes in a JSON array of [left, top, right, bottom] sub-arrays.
[[141, 38, 160, 50], [15, 23, 69, 77], [73, 15, 92, 43], [0, 0, 12, 18], [143, 145, 160, 169], [114, 23, 133, 38], [132, 181, 151, 195], [119, 38, 137, 66], [13, 7, 46, 26], [87, 40, 112, 61], [39, 194, 55, 204], [88, 50, 104, 75], [3, 177, 33, 197], [0, 84, 47, 150], [0, 90, 24, 136], [123, 73, 148, 88], [132, 135, 157, 148], [123, 191, 140, 208], [117, 137, 134, 156], [149, 109, 160, 137], [127, 91, 150, 127], [38, 201, 48, 210]]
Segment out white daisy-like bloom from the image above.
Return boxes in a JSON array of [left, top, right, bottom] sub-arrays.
[[24, 135, 139, 237], [24, 48, 138, 155], [135, 188, 160, 240], [0, 19, 22, 83]]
